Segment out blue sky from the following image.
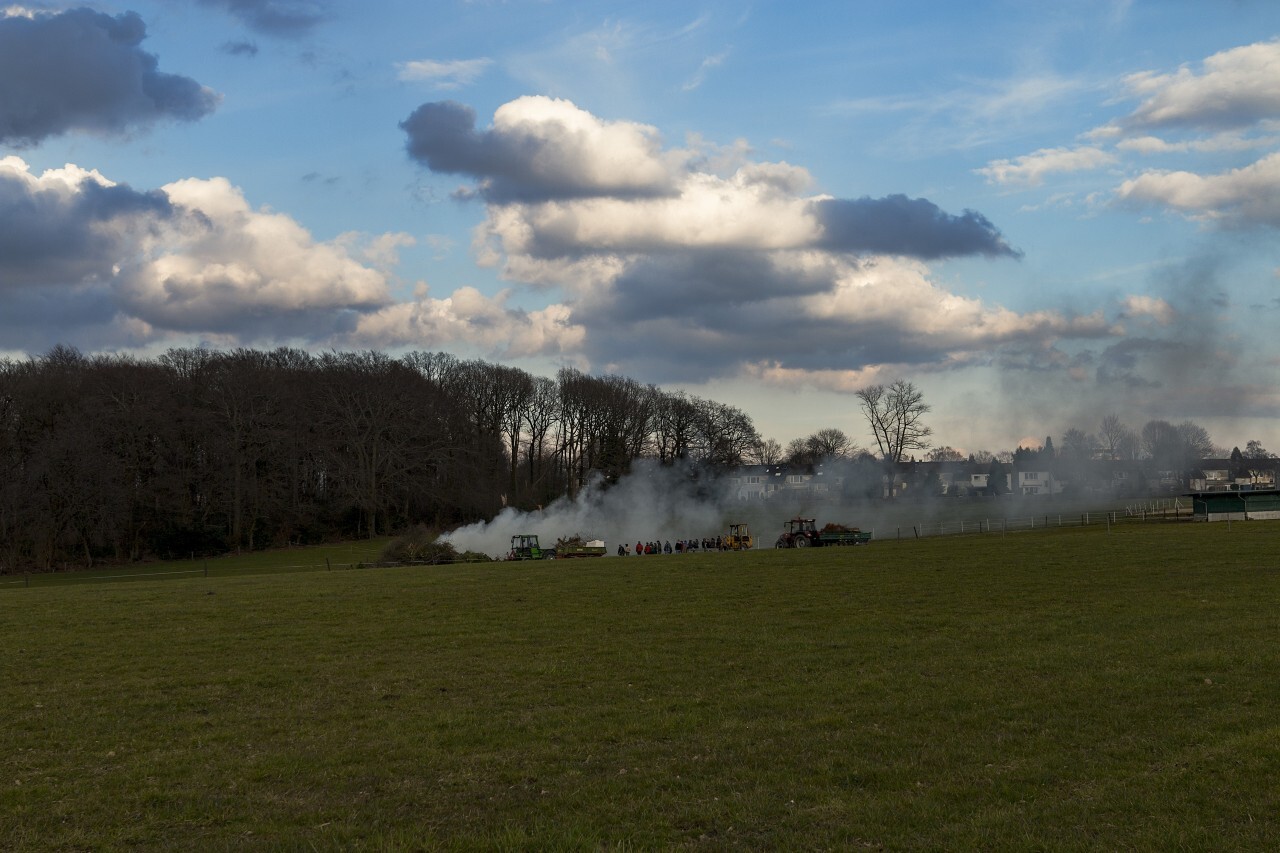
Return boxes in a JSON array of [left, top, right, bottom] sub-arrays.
[[3, 0, 1279, 456]]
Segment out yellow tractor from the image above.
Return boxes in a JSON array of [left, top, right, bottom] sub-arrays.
[[725, 523, 754, 551]]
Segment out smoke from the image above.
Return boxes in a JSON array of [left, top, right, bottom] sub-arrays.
[[441, 459, 738, 558]]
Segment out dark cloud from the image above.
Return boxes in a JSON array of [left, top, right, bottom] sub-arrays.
[[0, 283, 133, 353], [574, 251, 831, 328], [400, 100, 675, 202], [221, 40, 260, 57], [812, 196, 1021, 260], [0, 168, 173, 289], [570, 251, 1034, 382], [198, 0, 327, 38], [0, 9, 218, 147]]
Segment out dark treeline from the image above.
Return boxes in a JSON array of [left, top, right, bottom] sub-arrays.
[[0, 346, 760, 572]]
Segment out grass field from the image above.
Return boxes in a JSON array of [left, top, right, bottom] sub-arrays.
[[3, 522, 1279, 849]]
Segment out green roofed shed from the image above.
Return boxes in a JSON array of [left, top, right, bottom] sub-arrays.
[[1187, 489, 1280, 522]]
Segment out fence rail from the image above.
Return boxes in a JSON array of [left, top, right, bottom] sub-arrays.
[[880, 498, 1190, 540]]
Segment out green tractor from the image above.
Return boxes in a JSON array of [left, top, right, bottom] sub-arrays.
[[508, 534, 552, 560]]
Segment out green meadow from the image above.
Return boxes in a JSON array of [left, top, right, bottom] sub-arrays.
[[4, 523, 1279, 850]]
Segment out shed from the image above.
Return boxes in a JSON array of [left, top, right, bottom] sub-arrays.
[[1187, 489, 1280, 522]]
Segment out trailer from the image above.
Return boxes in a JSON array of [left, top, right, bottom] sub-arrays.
[[775, 518, 871, 548], [554, 536, 607, 558]]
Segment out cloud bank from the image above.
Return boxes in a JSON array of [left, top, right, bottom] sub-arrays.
[[0, 157, 394, 351], [394, 95, 1113, 386]]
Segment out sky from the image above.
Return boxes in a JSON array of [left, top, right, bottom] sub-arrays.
[[3, 0, 1279, 457]]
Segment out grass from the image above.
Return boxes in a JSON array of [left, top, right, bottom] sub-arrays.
[[0, 539, 392, 587], [3, 522, 1280, 849]]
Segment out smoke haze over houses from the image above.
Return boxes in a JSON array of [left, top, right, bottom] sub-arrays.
[[2, 3, 1279, 455]]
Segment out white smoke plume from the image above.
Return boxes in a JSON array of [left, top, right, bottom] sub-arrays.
[[441, 459, 738, 558]]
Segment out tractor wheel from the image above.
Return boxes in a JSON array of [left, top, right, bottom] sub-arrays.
[[775, 538, 787, 549], [793, 536, 809, 548]]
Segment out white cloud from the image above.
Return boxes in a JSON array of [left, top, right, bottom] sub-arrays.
[[396, 57, 492, 89], [492, 95, 684, 196], [485, 166, 820, 260], [345, 286, 585, 357], [1114, 151, 1280, 226], [1114, 130, 1280, 155], [1122, 39, 1280, 131], [1120, 295, 1176, 325], [117, 177, 390, 331], [977, 146, 1117, 187], [0, 158, 397, 345]]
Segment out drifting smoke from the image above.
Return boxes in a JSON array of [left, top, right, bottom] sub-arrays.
[[441, 459, 738, 558]]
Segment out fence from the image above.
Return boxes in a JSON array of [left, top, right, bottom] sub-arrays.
[[881, 498, 1190, 540]]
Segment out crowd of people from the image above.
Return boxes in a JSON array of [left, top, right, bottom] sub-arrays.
[[617, 537, 728, 556]]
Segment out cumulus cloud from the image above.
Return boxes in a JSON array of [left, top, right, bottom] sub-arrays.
[[196, 0, 327, 38], [976, 146, 1117, 187], [0, 156, 172, 288], [401, 96, 682, 202], [344, 286, 585, 358], [394, 96, 1125, 386], [0, 157, 394, 348], [1114, 151, 1280, 227], [1120, 39, 1280, 132], [0, 8, 219, 146], [397, 58, 493, 89]]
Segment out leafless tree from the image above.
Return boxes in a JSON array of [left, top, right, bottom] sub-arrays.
[[1098, 414, 1136, 460], [1059, 428, 1095, 461], [748, 437, 784, 465], [856, 380, 932, 462], [807, 427, 857, 460]]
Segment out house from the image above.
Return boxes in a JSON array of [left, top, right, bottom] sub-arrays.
[[1013, 468, 1061, 496], [724, 463, 844, 501], [1187, 458, 1280, 491]]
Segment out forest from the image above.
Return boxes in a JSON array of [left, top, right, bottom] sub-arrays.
[[0, 346, 761, 571]]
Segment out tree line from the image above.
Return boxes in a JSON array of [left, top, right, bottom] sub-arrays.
[[0, 346, 761, 572]]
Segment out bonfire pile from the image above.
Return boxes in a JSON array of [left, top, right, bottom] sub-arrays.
[[821, 523, 861, 533]]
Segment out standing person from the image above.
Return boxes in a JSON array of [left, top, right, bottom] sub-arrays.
[[617, 543, 626, 557]]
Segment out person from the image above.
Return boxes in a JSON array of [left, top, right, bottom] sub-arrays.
[[664, 540, 672, 554], [636, 540, 643, 556], [617, 543, 626, 557]]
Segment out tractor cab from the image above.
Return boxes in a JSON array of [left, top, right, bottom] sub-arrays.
[[509, 534, 548, 560], [725, 522, 754, 550]]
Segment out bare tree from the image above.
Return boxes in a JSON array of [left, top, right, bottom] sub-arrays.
[[856, 380, 932, 462], [785, 437, 815, 466], [1059, 428, 1095, 461], [748, 437, 784, 465], [808, 427, 857, 461], [1099, 414, 1135, 460], [926, 446, 964, 462], [1176, 420, 1215, 461], [1142, 419, 1214, 473]]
